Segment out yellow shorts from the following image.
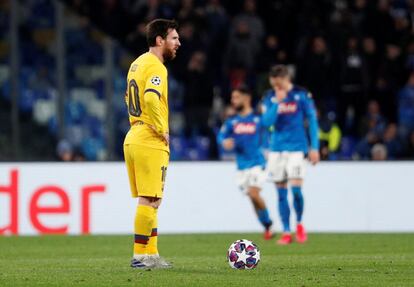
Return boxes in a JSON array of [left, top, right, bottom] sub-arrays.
[[124, 144, 169, 198]]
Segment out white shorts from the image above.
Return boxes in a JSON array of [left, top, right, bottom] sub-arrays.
[[267, 152, 306, 182], [236, 166, 266, 192]]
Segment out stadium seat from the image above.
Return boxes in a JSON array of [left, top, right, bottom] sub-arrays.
[[47, 116, 58, 136], [85, 99, 106, 120], [81, 137, 105, 161], [65, 124, 84, 146], [83, 115, 104, 139], [170, 136, 189, 160], [70, 88, 97, 107], [75, 66, 106, 85], [169, 112, 185, 135], [33, 99, 56, 125], [65, 99, 87, 125]]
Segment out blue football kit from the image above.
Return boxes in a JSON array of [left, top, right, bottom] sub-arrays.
[[217, 111, 271, 229], [261, 85, 319, 234]]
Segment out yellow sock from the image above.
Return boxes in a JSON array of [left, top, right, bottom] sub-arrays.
[[133, 205, 155, 255], [147, 208, 158, 255]]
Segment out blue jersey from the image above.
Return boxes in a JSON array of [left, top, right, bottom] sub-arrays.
[[217, 112, 266, 170], [261, 86, 319, 153]]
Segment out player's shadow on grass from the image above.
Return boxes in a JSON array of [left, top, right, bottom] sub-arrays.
[[142, 266, 231, 275], [184, 266, 247, 274]]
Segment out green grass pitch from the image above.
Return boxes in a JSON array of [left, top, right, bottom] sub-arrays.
[[0, 233, 413, 286]]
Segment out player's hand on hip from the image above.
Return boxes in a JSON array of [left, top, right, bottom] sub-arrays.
[[222, 138, 235, 150], [162, 132, 170, 146], [148, 125, 169, 146], [309, 150, 320, 165]]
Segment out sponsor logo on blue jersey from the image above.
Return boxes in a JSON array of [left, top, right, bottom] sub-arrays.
[[218, 113, 266, 170]]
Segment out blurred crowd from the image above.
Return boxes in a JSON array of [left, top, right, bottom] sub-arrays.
[[66, 0, 414, 160], [1, 0, 414, 161]]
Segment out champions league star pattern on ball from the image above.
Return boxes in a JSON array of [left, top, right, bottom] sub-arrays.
[[227, 239, 261, 270]]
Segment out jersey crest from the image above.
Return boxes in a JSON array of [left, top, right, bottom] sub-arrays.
[[150, 76, 161, 86]]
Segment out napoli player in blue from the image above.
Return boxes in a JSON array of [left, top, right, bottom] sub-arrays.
[[262, 65, 320, 245], [218, 86, 273, 240]]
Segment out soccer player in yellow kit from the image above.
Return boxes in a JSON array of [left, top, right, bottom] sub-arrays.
[[123, 19, 180, 269]]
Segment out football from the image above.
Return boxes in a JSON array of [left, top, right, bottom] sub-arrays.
[[227, 239, 261, 270]]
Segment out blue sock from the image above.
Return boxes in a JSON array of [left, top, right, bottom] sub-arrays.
[[291, 186, 304, 223], [277, 187, 290, 232], [257, 208, 272, 229]]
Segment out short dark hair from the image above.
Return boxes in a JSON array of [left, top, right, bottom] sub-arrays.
[[146, 19, 179, 47], [233, 85, 252, 97], [269, 64, 290, 78]]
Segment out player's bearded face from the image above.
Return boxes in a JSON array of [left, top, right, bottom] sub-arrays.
[[163, 29, 180, 61], [231, 91, 245, 112], [234, 103, 244, 112]]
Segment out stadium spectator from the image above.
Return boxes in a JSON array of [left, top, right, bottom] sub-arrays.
[[227, 19, 259, 71], [298, 36, 332, 102], [354, 131, 380, 160], [390, 7, 411, 48], [231, 0, 264, 44], [173, 21, 203, 79], [4, 0, 414, 160], [398, 72, 414, 135], [319, 111, 342, 160], [225, 0, 264, 88], [97, 0, 126, 37], [382, 123, 403, 159], [377, 43, 405, 119], [56, 140, 74, 161], [371, 143, 388, 160], [350, 0, 370, 33], [372, 0, 394, 47], [359, 100, 387, 138], [183, 51, 213, 136], [405, 40, 414, 72], [339, 36, 367, 122], [138, 0, 172, 22], [177, 0, 206, 30], [204, 0, 228, 39], [403, 130, 414, 158], [258, 34, 287, 72], [354, 100, 386, 159], [204, 0, 229, 82], [361, 37, 380, 96], [126, 23, 148, 55]]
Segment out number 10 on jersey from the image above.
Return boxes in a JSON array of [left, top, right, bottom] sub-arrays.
[[128, 79, 142, 117]]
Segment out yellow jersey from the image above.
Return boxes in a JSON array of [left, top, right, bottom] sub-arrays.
[[124, 52, 169, 152]]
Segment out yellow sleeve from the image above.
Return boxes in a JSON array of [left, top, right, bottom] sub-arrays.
[[143, 65, 167, 134]]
